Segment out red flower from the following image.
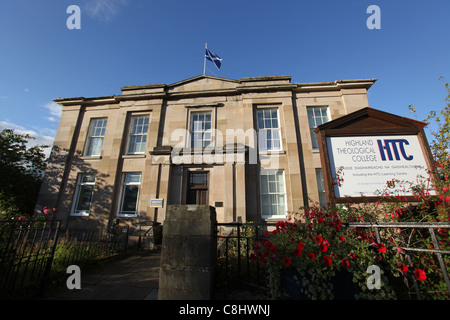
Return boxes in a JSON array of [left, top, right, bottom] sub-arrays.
[[314, 235, 323, 243], [18, 216, 26, 221], [349, 252, 355, 259], [323, 255, 332, 267], [377, 243, 387, 253], [307, 253, 316, 260], [400, 264, 408, 273], [293, 248, 302, 256], [270, 245, 278, 254], [283, 257, 292, 267], [339, 236, 346, 242], [319, 243, 328, 252], [264, 231, 269, 237], [264, 241, 273, 248], [341, 258, 350, 269], [297, 241, 305, 250], [318, 217, 325, 224], [414, 268, 427, 281]]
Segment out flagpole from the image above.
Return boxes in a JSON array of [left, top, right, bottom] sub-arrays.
[[203, 43, 207, 75]]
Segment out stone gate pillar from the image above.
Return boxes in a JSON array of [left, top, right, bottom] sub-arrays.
[[158, 205, 216, 300]]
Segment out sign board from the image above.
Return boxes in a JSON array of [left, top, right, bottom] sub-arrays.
[[315, 108, 436, 204], [150, 199, 164, 208], [327, 135, 434, 198]]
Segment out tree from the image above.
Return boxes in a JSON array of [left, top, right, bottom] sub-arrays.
[[410, 78, 450, 163], [0, 129, 48, 219]]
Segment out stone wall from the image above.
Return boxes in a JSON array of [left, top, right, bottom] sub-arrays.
[[158, 205, 216, 300]]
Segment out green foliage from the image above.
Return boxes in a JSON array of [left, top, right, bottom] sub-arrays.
[[410, 78, 450, 164], [0, 129, 48, 219]]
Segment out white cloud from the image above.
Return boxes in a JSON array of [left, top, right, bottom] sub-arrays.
[[46, 116, 58, 122], [82, 0, 131, 22], [43, 101, 62, 120]]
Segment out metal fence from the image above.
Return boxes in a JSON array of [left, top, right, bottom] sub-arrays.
[[0, 220, 129, 300], [215, 221, 450, 299], [216, 222, 275, 289], [53, 225, 129, 269], [0, 220, 61, 300], [346, 221, 450, 299]]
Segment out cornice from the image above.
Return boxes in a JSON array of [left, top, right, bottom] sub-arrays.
[[53, 76, 378, 106]]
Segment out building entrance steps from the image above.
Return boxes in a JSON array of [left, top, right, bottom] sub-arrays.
[[42, 249, 161, 300]]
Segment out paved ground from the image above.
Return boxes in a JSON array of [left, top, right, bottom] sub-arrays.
[[42, 249, 161, 300]]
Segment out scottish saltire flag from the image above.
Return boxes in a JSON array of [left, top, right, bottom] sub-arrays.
[[205, 48, 222, 70]]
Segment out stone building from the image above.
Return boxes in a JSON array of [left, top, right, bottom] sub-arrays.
[[34, 75, 376, 231]]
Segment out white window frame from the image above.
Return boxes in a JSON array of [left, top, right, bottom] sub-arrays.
[[84, 118, 107, 156], [315, 168, 327, 207], [117, 173, 141, 217], [256, 108, 282, 152], [127, 115, 150, 154], [71, 174, 96, 216], [189, 111, 212, 148], [307, 106, 330, 150], [259, 169, 287, 219]]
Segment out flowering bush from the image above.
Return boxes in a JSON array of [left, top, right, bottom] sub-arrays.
[[251, 156, 450, 300], [252, 204, 403, 299]]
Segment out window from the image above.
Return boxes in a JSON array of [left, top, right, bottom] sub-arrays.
[[127, 115, 149, 154], [71, 174, 95, 216], [84, 118, 107, 156], [190, 112, 212, 148], [118, 173, 141, 217], [256, 108, 282, 152], [307, 107, 329, 149], [315, 168, 327, 207], [187, 172, 209, 205], [260, 169, 286, 218]]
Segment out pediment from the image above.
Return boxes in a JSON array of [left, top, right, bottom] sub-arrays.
[[167, 75, 239, 94], [316, 107, 426, 136]]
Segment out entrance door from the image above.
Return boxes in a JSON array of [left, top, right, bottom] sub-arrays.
[[187, 172, 209, 205]]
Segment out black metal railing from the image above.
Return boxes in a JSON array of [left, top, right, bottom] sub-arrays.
[[215, 221, 450, 299], [0, 220, 129, 300], [52, 225, 129, 270], [0, 220, 61, 300], [216, 222, 275, 290], [346, 221, 450, 299]]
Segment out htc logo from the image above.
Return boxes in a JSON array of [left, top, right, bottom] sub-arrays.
[[377, 139, 413, 161]]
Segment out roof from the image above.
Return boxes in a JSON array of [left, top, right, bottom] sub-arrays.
[[315, 107, 427, 136], [53, 75, 377, 106]]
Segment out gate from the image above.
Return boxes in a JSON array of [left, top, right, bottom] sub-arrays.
[[0, 219, 61, 299], [215, 222, 275, 292]]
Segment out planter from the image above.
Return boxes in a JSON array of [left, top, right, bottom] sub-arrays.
[[281, 269, 359, 300]]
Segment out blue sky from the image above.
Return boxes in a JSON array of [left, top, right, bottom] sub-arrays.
[[1, 0, 449, 155]]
